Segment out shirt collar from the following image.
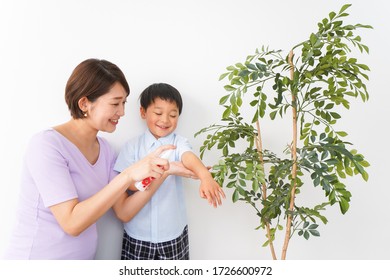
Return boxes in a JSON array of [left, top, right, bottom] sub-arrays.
[[145, 129, 175, 152]]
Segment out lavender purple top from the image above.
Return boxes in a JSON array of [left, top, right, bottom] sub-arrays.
[[4, 128, 117, 259]]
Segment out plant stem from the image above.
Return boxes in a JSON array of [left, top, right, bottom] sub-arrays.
[[281, 50, 298, 260], [255, 120, 277, 260]]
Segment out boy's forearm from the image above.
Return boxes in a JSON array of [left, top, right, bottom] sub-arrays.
[[181, 151, 211, 179], [182, 151, 225, 208]]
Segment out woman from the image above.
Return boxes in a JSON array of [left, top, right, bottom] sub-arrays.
[[4, 58, 193, 259]]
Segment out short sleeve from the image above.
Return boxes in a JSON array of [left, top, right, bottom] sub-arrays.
[[25, 131, 78, 207], [174, 135, 193, 161], [114, 140, 136, 173]]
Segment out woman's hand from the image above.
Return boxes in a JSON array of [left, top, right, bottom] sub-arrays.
[[122, 145, 176, 183]]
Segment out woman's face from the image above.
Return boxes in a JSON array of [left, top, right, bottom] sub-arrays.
[[86, 82, 128, 133]]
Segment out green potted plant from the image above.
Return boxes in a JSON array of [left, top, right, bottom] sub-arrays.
[[195, 4, 372, 260]]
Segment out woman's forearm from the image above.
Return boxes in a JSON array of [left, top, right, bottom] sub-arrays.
[[113, 174, 168, 222], [50, 171, 134, 236]]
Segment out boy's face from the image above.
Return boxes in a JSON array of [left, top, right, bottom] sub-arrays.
[[140, 97, 179, 139]]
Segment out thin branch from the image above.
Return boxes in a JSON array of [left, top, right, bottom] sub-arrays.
[[281, 50, 298, 260], [255, 120, 277, 260]]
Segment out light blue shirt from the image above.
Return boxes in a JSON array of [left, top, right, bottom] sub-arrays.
[[114, 129, 192, 243]]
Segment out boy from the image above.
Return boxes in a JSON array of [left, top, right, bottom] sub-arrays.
[[113, 83, 226, 260]]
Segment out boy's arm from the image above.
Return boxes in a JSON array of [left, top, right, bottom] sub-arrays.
[[181, 151, 226, 208]]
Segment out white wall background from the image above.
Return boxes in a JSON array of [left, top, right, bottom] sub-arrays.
[[0, 0, 389, 260]]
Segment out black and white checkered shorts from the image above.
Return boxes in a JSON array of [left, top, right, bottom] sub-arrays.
[[121, 225, 190, 260]]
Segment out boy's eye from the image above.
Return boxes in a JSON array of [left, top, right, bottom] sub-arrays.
[[154, 112, 162, 115]]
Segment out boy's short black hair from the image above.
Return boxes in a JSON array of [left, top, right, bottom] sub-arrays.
[[139, 83, 183, 115]]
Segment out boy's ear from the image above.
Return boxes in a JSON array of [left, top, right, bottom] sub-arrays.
[[140, 107, 147, 119]]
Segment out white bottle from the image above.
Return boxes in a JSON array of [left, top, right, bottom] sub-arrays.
[[134, 149, 174, 191]]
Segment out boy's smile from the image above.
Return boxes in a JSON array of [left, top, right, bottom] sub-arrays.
[[140, 97, 179, 139]]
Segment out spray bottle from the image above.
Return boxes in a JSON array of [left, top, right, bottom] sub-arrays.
[[134, 149, 174, 191]]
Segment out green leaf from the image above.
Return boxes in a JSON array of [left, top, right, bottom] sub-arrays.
[[356, 63, 370, 71], [226, 65, 236, 71], [224, 85, 236, 92], [232, 104, 239, 115], [310, 33, 318, 45], [356, 24, 374, 29], [353, 161, 365, 175], [219, 94, 230, 105], [232, 189, 239, 203], [262, 240, 269, 247], [309, 230, 320, 237], [219, 72, 229, 81], [237, 96, 243, 107], [247, 63, 258, 71], [362, 170, 369, 181], [336, 168, 346, 179], [251, 109, 259, 123], [345, 166, 353, 176], [324, 103, 334, 110], [222, 107, 231, 119], [235, 62, 246, 69], [339, 4, 351, 14], [222, 146, 228, 156], [336, 131, 348, 137], [270, 110, 277, 120], [339, 197, 350, 214], [330, 112, 341, 119], [308, 224, 319, 229], [313, 176, 320, 187], [239, 69, 251, 78]]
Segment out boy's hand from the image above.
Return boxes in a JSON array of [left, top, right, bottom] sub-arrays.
[[199, 177, 226, 208]]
